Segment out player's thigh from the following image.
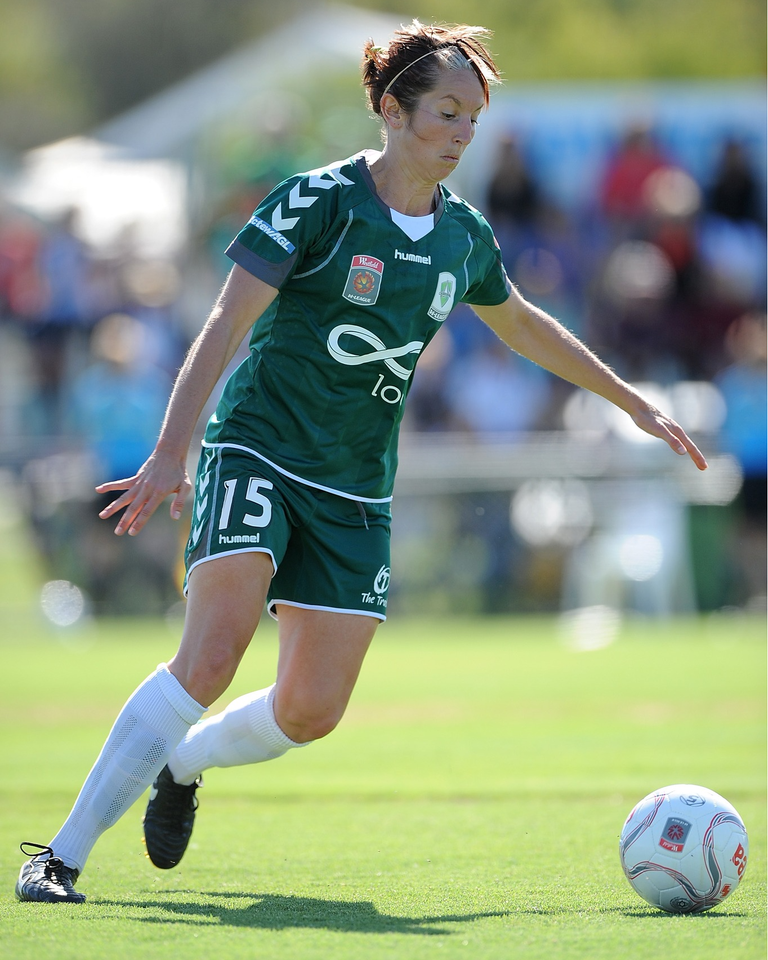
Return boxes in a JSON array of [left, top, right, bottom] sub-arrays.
[[273, 605, 380, 740], [169, 551, 274, 706]]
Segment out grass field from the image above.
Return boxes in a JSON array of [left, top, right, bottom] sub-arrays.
[[0, 599, 765, 960]]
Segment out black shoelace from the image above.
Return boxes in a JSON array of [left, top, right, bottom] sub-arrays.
[[19, 841, 71, 878]]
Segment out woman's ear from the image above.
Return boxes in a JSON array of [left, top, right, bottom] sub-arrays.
[[380, 93, 404, 129]]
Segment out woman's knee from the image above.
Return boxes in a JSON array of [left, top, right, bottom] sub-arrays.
[[273, 690, 345, 743], [170, 644, 243, 706]]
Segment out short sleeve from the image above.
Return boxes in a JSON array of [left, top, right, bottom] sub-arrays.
[[226, 172, 338, 288], [462, 232, 512, 306]]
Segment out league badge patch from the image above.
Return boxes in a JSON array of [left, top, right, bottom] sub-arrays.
[[658, 817, 692, 853], [343, 255, 384, 305]]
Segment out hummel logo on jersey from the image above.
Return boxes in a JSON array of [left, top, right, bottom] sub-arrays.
[[394, 250, 432, 265]]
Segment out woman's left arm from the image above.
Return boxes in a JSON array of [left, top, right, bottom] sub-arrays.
[[473, 287, 708, 471]]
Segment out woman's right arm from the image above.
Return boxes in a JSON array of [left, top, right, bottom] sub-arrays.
[[97, 265, 278, 536]]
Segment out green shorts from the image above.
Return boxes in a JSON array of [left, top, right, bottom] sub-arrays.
[[184, 446, 391, 621]]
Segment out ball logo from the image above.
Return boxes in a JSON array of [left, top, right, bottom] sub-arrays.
[[374, 565, 391, 595], [343, 255, 384, 305], [732, 843, 747, 877], [680, 794, 706, 806], [658, 817, 692, 853]]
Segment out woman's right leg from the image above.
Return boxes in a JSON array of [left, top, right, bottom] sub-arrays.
[[143, 552, 296, 869], [163, 552, 301, 785], [20, 552, 272, 898]]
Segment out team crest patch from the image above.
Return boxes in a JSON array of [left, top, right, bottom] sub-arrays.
[[343, 255, 384, 305], [428, 272, 457, 321], [658, 817, 692, 853]]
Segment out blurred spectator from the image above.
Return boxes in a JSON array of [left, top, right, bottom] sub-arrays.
[[590, 238, 677, 381], [485, 135, 544, 233], [692, 142, 767, 377], [697, 139, 767, 335], [119, 258, 186, 377], [62, 313, 180, 613], [404, 325, 460, 433], [68, 313, 171, 480], [26, 208, 94, 434], [599, 124, 670, 225], [714, 312, 767, 607], [706, 139, 764, 226], [0, 211, 47, 324], [447, 335, 553, 436]]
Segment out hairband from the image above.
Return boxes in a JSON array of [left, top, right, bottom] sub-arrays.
[[380, 44, 461, 100]]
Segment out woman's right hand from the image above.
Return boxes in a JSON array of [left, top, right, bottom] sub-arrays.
[[96, 449, 192, 536]]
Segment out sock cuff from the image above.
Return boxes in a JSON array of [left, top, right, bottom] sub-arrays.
[[257, 685, 309, 749], [156, 664, 206, 725]]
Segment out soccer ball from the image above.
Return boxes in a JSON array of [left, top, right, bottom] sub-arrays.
[[619, 784, 748, 913]]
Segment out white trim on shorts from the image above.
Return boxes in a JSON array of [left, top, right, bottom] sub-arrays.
[[185, 547, 278, 596], [201, 440, 394, 504], [267, 598, 387, 622]]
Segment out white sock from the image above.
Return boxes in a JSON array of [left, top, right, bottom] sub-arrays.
[[49, 664, 205, 873], [167, 684, 306, 785]]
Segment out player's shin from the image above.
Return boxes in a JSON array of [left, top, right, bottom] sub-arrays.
[[47, 664, 205, 872]]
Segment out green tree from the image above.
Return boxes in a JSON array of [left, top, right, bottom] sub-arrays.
[[0, 0, 764, 153]]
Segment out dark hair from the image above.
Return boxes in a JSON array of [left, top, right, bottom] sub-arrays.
[[362, 20, 501, 119]]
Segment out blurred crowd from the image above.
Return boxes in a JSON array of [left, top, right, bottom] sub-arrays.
[[407, 127, 766, 430], [0, 206, 188, 613], [0, 123, 765, 615]]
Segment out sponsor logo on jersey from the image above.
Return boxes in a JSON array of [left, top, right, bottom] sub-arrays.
[[343, 255, 384, 305], [327, 324, 423, 380], [428, 272, 456, 321], [218, 534, 261, 545], [247, 215, 296, 253], [361, 565, 390, 608], [394, 249, 432, 265], [658, 817, 692, 853]]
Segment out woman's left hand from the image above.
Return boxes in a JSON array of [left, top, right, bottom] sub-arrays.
[[630, 406, 709, 471]]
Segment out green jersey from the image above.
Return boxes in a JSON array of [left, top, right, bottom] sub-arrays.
[[206, 150, 511, 502]]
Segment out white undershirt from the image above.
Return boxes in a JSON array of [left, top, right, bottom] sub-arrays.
[[390, 209, 435, 242]]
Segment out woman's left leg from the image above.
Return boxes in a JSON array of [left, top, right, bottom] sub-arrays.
[[166, 605, 378, 784], [273, 604, 379, 742]]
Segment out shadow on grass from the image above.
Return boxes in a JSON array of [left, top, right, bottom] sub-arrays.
[[613, 908, 749, 919], [95, 890, 508, 936], [516, 906, 748, 919]]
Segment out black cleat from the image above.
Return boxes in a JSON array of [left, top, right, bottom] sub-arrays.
[[142, 765, 202, 869], [15, 843, 86, 903]]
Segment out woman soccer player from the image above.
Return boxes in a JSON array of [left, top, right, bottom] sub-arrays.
[[16, 20, 706, 903]]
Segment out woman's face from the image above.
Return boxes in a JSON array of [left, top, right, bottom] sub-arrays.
[[395, 68, 486, 182]]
